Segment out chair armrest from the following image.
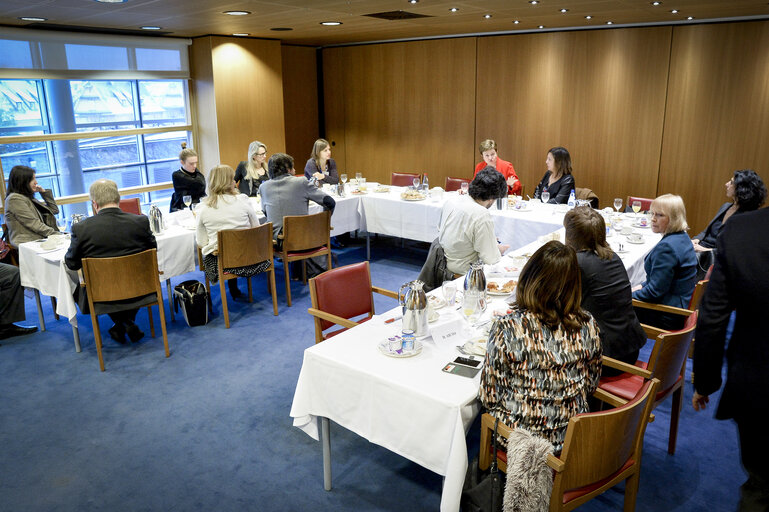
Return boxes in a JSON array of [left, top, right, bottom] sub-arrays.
[[372, 286, 398, 299], [593, 387, 628, 408], [546, 453, 565, 472], [632, 299, 693, 317], [640, 323, 667, 339], [307, 307, 359, 329], [602, 356, 653, 378]]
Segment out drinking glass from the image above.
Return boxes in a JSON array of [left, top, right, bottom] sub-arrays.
[[462, 291, 480, 324], [191, 203, 199, 217], [442, 281, 457, 306], [355, 172, 362, 183], [183, 195, 192, 209], [632, 200, 642, 214], [57, 217, 67, 232], [412, 177, 420, 189], [460, 182, 469, 195], [541, 190, 550, 203], [340, 173, 347, 184], [613, 198, 623, 213]]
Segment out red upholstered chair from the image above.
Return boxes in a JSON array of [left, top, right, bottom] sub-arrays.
[[599, 310, 698, 455], [308, 261, 397, 344], [445, 176, 471, 192], [626, 196, 654, 213], [391, 172, 421, 187], [118, 197, 142, 215], [478, 378, 660, 512]]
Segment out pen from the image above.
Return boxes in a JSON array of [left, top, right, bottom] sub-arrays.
[[384, 315, 402, 324]]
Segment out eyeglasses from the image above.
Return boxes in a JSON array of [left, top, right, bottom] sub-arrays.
[[649, 211, 667, 218], [255, 152, 267, 157]]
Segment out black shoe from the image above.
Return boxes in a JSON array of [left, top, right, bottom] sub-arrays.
[[229, 288, 247, 302], [0, 324, 38, 340], [108, 324, 128, 345], [330, 236, 346, 249], [125, 323, 145, 343]]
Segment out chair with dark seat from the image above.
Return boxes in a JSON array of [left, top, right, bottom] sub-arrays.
[[118, 197, 142, 215], [307, 261, 397, 344], [479, 378, 660, 512], [275, 210, 332, 307], [626, 196, 654, 213], [81, 248, 170, 371], [203, 223, 278, 328], [391, 172, 421, 187], [444, 176, 471, 192]]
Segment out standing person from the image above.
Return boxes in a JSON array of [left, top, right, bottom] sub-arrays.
[[303, 138, 339, 186], [4, 165, 59, 245], [196, 164, 265, 302], [473, 139, 522, 195], [170, 143, 206, 212], [0, 263, 38, 343], [533, 146, 575, 204], [65, 179, 157, 345], [692, 206, 769, 511], [234, 140, 270, 197], [438, 167, 509, 275]]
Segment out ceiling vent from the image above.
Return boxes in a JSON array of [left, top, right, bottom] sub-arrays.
[[363, 10, 431, 21]]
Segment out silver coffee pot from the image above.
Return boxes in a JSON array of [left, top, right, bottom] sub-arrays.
[[148, 204, 165, 234], [464, 261, 487, 295], [398, 279, 428, 337]]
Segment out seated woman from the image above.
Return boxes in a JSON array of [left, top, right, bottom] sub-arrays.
[[234, 140, 270, 197], [303, 138, 339, 186], [438, 168, 509, 275], [195, 164, 267, 301], [632, 194, 697, 330], [480, 241, 602, 453], [4, 165, 59, 245], [532, 146, 575, 204], [170, 144, 206, 212], [473, 139, 521, 195], [564, 207, 646, 373]]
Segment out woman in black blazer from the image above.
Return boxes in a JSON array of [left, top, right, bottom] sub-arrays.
[[564, 207, 646, 372], [533, 146, 575, 204]]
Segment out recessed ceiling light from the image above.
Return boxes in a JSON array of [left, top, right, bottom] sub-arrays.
[[606, 21, 613, 24], [560, 8, 568, 13], [232, 33, 249, 36], [94, 0, 127, 3], [408, 0, 419, 4], [19, 16, 47, 21], [529, 1, 539, 4], [320, 21, 342, 26], [449, 7, 458, 12], [651, 1, 662, 5], [585, 15, 592, 19], [484, 14, 492, 19], [223, 10, 250, 16], [538, 25, 545, 29], [141, 26, 161, 30], [687, 16, 694, 20], [513, 20, 520, 24], [670, 9, 679, 14]]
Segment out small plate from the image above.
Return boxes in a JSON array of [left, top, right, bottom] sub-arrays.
[[428, 295, 446, 309], [626, 237, 645, 244], [378, 339, 423, 358], [462, 339, 487, 357], [508, 208, 532, 213], [401, 195, 427, 201], [486, 278, 516, 296]]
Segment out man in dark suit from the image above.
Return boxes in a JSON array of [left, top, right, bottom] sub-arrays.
[[692, 207, 769, 511], [65, 179, 156, 345], [0, 263, 38, 343]]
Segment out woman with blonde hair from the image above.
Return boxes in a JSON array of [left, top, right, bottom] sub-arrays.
[[234, 140, 270, 197], [170, 143, 206, 212], [196, 164, 267, 301], [480, 241, 601, 453], [303, 138, 339, 185], [632, 193, 697, 330]]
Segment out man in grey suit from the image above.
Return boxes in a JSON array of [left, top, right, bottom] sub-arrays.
[[65, 179, 156, 345]]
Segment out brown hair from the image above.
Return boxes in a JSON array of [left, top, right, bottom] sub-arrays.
[[478, 139, 497, 154], [515, 241, 590, 332], [564, 206, 613, 260], [204, 165, 236, 208], [548, 146, 572, 177], [310, 138, 330, 170], [179, 142, 198, 163]]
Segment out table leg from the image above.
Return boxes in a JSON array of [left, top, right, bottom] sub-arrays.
[[166, 279, 175, 322], [366, 232, 371, 261], [321, 416, 332, 491], [72, 324, 81, 352], [34, 289, 46, 332]]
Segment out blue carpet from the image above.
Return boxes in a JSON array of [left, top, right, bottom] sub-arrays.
[[0, 235, 743, 511]]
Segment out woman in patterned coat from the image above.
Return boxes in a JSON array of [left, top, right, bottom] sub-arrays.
[[479, 241, 602, 453]]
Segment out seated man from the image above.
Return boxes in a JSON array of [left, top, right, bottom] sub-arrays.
[[0, 262, 38, 343], [64, 179, 157, 345], [438, 167, 509, 275]]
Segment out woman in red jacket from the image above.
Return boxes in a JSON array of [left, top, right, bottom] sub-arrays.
[[473, 139, 522, 195]]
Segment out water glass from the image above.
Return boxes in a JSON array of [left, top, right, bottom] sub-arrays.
[[183, 195, 192, 209], [412, 177, 420, 189], [57, 217, 67, 232], [462, 291, 480, 324], [355, 172, 362, 182], [460, 182, 469, 195], [541, 190, 550, 203], [613, 198, 623, 213], [340, 173, 347, 184], [442, 281, 457, 306]]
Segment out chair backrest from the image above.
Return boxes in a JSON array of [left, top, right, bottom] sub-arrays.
[[575, 187, 599, 208], [646, 310, 698, 398], [626, 196, 654, 213], [282, 211, 331, 253], [118, 197, 142, 215], [554, 378, 660, 493], [391, 172, 421, 187], [688, 279, 709, 310], [217, 223, 273, 269], [310, 261, 375, 332], [81, 249, 160, 302], [445, 176, 470, 192]]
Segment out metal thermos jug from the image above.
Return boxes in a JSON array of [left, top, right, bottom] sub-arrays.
[[148, 204, 165, 234], [398, 280, 428, 337], [464, 261, 487, 295]]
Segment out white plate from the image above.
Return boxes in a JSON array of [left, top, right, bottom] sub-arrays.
[[615, 248, 630, 254], [486, 278, 517, 296], [378, 339, 423, 358], [626, 237, 645, 244], [508, 207, 532, 213], [463, 339, 487, 356], [428, 295, 446, 309]]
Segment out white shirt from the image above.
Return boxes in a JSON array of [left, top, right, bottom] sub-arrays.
[[438, 195, 501, 274], [196, 194, 260, 256]]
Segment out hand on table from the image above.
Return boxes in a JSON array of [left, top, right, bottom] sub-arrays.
[[692, 391, 709, 411], [313, 172, 325, 181], [498, 244, 510, 255]]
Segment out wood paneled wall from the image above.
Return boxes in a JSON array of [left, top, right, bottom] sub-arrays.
[[190, 36, 285, 173], [281, 45, 319, 164]]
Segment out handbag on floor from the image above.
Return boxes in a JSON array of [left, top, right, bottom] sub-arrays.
[[173, 280, 209, 327], [461, 417, 504, 512]]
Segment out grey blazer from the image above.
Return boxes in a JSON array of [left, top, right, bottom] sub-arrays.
[[259, 174, 336, 238], [5, 190, 59, 245]]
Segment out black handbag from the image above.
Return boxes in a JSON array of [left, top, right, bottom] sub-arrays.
[[173, 280, 209, 327], [461, 418, 504, 512]]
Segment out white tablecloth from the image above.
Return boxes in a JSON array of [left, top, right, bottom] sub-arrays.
[[290, 308, 481, 512]]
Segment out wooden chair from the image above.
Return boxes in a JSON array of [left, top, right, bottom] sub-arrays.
[[626, 196, 654, 213], [479, 378, 660, 512], [307, 261, 397, 343], [599, 309, 698, 454], [202, 224, 278, 328], [391, 172, 421, 187], [275, 210, 332, 307], [575, 187, 599, 208], [118, 197, 142, 215], [81, 249, 170, 371], [444, 176, 471, 192]]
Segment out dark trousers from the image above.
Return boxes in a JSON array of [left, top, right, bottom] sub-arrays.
[[735, 416, 769, 511], [0, 263, 25, 325]]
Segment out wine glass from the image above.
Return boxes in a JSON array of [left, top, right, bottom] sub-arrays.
[[57, 217, 67, 232], [460, 182, 469, 195], [462, 291, 480, 325], [183, 195, 192, 209], [412, 177, 420, 189], [541, 190, 550, 204], [632, 200, 642, 214], [442, 281, 457, 306], [613, 197, 623, 213], [355, 172, 362, 184], [340, 173, 347, 184]]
